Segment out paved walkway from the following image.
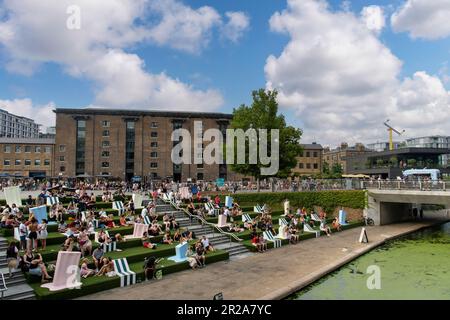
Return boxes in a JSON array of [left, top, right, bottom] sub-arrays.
[[78, 219, 448, 300]]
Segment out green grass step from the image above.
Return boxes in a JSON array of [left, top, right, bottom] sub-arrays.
[[28, 249, 229, 300]]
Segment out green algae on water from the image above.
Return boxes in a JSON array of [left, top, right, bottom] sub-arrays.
[[290, 222, 450, 300]]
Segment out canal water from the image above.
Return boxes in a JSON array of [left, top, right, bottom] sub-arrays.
[[290, 222, 450, 300]]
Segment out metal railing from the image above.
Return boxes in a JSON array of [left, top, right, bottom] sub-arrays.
[[361, 180, 448, 191], [164, 198, 244, 245]]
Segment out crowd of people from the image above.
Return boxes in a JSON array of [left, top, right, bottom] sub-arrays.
[[1, 186, 222, 284]]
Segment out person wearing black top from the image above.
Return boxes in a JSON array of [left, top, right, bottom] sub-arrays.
[[144, 256, 157, 280]]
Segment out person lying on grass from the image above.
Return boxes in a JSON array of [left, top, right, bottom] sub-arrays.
[[142, 232, 157, 249], [228, 222, 245, 233], [80, 258, 96, 278]]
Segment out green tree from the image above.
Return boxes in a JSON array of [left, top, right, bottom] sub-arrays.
[[322, 161, 331, 175], [389, 156, 398, 168], [376, 158, 384, 168], [331, 163, 343, 178], [407, 158, 417, 168], [229, 89, 303, 191]]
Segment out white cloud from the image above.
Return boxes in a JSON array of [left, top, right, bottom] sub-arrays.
[[0, 0, 245, 111], [0, 98, 55, 129], [222, 11, 250, 43], [391, 0, 450, 40], [145, 0, 222, 53], [361, 5, 385, 34], [265, 0, 450, 146]]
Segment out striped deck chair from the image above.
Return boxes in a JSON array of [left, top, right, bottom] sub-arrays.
[[124, 223, 148, 240], [113, 258, 136, 287], [112, 201, 125, 215], [242, 213, 253, 223], [303, 223, 320, 238], [0, 273, 7, 299], [254, 205, 264, 213], [277, 225, 289, 240], [205, 202, 220, 216], [143, 215, 152, 225], [161, 193, 170, 203], [279, 217, 289, 227], [263, 231, 282, 248], [95, 231, 117, 252], [46, 196, 59, 206], [311, 213, 322, 222]]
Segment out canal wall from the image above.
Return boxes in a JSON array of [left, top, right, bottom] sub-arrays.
[[78, 219, 449, 300]]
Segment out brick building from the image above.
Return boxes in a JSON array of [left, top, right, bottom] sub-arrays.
[[292, 143, 323, 176], [54, 108, 237, 182], [323, 142, 371, 174], [0, 138, 55, 178]]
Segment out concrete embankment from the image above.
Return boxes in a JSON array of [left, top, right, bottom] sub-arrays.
[[80, 218, 449, 300]]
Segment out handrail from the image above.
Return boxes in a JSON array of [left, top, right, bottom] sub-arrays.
[[162, 197, 243, 243]]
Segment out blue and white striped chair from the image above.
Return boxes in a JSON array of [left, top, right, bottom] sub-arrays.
[[263, 231, 282, 248], [46, 196, 60, 206], [113, 258, 136, 287], [112, 201, 125, 215]]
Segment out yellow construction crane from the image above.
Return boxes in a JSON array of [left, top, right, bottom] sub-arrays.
[[383, 119, 405, 151]]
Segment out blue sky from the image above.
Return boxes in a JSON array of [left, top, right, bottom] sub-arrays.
[[0, 0, 449, 146]]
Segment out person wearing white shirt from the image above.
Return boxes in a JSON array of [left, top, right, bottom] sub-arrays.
[[141, 207, 149, 218]]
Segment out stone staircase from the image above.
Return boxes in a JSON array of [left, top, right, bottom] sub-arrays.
[[156, 202, 252, 260], [0, 238, 36, 300]]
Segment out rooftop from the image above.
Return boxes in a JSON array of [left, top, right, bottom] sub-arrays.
[[301, 143, 323, 150], [54, 108, 233, 120]]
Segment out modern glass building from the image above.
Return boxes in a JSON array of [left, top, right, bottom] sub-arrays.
[[0, 109, 40, 138]]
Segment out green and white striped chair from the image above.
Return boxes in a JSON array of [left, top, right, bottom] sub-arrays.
[[303, 223, 320, 238], [263, 231, 282, 248], [113, 258, 136, 287], [46, 196, 59, 206], [112, 201, 125, 214], [143, 215, 152, 225], [279, 217, 289, 227], [242, 213, 253, 223]]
